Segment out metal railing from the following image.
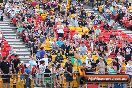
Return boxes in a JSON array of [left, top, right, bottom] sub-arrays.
[[0, 71, 131, 88]]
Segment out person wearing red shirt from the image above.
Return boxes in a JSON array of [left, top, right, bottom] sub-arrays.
[[19, 61, 25, 74]]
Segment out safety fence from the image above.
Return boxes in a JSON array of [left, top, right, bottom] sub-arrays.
[[0, 72, 131, 88], [0, 73, 79, 88]]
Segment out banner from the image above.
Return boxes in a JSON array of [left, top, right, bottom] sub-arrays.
[[86, 74, 130, 83], [78, 74, 130, 85]]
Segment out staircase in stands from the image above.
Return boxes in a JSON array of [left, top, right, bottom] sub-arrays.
[[0, 16, 30, 63]]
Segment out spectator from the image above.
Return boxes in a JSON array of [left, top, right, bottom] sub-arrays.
[[96, 57, 106, 74], [11, 55, 20, 73], [37, 47, 46, 60], [76, 57, 82, 66], [95, 26, 101, 36], [24, 64, 31, 75], [29, 54, 37, 70], [123, 44, 131, 63], [73, 32, 81, 40], [0, 57, 10, 88], [57, 22, 64, 38], [19, 61, 25, 73], [79, 43, 87, 55], [55, 52, 64, 63], [44, 66, 51, 77], [85, 54, 94, 68], [107, 61, 117, 74], [41, 54, 49, 66], [24, 64, 31, 88], [65, 59, 73, 88], [56, 37, 64, 47]]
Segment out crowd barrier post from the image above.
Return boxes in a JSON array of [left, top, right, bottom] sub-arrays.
[[0, 78, 3, 88], [21, 79, 25, 88], [16, 75, 21, 88], [10, 78, 14, 88], [31, 78, 34, 88]]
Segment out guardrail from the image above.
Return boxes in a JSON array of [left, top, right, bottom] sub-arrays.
[[0, 72, 131, 88]]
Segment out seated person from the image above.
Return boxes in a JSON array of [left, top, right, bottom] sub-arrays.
[[56, 37, 64, 47]]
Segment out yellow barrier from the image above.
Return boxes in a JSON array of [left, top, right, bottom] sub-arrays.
[[16, 76, 21, 88], [0, 78, 3, 88], [10, 78, 13, 88]]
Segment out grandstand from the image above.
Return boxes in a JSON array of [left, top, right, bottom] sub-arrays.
[[0, 0, 132, 88]]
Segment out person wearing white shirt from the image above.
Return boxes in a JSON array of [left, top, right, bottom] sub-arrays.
[[116, 52, 125, 65], [57, 23, 64, 37], [36, 60, 46, 86], [73, 32, 81, 40], [85, 54, 93, 68], [121, 5, 127, 13], [41, 55, 49, 67], [11, 10, 16, 18], [29, 55, 37, 70]]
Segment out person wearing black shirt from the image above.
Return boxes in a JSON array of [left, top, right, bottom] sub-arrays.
[[55, 53, 64, 63], [80, 9, 86, 19], [44, 66, 51, 77], [11, 55, 20, 73], [82, 33, 89, 40], [69, 4, 76, 14], [82, 19, 87, 26], [89, 28, 94, 34], [90, 13, 95, 20], [62, 19, 69, 26], [78, 19, 83, 27], [123, 44, 132, 63], [64, 59, 73, 88], [110, 33, 116, 39], [0, 57, 10, 85], [27, 24, 32, 30]]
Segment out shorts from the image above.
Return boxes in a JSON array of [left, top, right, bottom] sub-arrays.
[[36, 74, 42, 79], [61, 11, 65, 15], [2, 75, 10, 83], [58, 33, 64, 37], [65, 74, 73, 82], [129, 75, 132, 79], [125, 55, 131, 62]]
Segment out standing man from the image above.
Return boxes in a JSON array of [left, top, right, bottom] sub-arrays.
[[11, 55, 20, 73], [0, 57, 11, 88], [64, 58, 73, 88]]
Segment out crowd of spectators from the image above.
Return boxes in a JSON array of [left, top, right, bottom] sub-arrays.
[[99, 1, 132, 30], [0, 0, 132, 88]]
